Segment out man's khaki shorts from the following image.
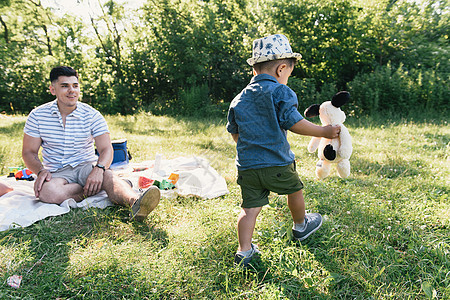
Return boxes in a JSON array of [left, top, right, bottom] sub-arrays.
[[237, 163, 303, 208], [51, 161, 96, 186]]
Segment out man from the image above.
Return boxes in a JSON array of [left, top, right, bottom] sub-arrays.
[[22, 66, 159, 221]]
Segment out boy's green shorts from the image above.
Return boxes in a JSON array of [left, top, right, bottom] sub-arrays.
[[237, 163, 303, 208]]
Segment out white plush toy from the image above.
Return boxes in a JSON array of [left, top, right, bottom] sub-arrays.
[[304, 91, 353, 179]]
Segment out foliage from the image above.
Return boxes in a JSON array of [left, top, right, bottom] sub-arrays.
[[139, 0, 251, 103], [0, 0, 447, 116], [0, 114, 449, 298], [263, 0, 368, 88], [348, 64, 450, 116], [178, 84, 210, 117], [289, 77, 338, 113]]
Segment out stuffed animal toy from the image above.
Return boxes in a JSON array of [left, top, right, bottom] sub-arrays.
[[304, 91, 352, 179]]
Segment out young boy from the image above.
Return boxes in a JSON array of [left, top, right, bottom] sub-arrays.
[[226, 34, 341, 268]]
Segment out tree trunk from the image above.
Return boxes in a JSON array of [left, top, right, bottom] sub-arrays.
[[0, 16, 8, 43]]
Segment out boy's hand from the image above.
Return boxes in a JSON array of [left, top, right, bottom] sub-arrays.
[[323, 125, 341, 139], [289, 119, 341, 138]]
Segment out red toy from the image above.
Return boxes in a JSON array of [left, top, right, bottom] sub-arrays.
[[15, 168, 34, 181]]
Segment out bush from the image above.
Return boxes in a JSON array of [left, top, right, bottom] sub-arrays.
[[288, 77, 317, 113], [347, 64, 413, 115], [178, 84, 212, 117], [348, 64, 449, 117], [289, 77, 338, 114], [412, 68, 450, 114]]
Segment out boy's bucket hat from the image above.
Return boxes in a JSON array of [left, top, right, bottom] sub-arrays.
[[247, 34, 302, 66]]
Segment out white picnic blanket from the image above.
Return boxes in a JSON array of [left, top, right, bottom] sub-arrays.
[[0, 156, 228, 232]]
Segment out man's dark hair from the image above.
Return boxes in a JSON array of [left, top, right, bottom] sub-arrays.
[[49, 66, 78, 83], [253, 58, 297, 74]]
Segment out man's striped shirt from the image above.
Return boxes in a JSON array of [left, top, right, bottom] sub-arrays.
[[24, 100, 109, 172]]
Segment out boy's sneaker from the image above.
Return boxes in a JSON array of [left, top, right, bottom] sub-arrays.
[[292, 213, 323, 241], [234, 243, 260, 268], [131, 186, 160, 221]]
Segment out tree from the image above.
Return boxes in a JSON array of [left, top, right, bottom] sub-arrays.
[[88, 0, 135, 114], [0, 0, 60, 112], [259, 0, 369, 88]]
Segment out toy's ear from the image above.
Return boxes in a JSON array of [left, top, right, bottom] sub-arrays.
[[304, 104, 320, 118], [331, 91, 350, 108]]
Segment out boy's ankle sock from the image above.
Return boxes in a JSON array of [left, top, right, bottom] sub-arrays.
[[293, 220, 306, 232], [236, 247, 254, 257]]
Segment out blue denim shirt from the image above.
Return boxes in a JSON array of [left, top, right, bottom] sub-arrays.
[[227, 74, 303, 170]]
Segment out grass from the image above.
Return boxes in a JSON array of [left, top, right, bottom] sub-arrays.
[[0, 112, 448, 299]]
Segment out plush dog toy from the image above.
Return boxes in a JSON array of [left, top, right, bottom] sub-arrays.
[[304, 91, 352, 179]]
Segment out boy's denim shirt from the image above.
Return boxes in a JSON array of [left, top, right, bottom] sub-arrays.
[[227, 74, 303, 171]]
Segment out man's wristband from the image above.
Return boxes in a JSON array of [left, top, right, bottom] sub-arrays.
[[37, 168, 46, 176]]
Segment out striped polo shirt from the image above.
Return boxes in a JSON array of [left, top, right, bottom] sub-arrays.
[[24, 100, 110, 172]]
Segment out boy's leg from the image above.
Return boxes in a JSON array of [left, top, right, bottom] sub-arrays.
[[289, 189, 323, 241], [237, 206, 262, 252], [287, 189, 305, 224], [292, 212, 323, 241]]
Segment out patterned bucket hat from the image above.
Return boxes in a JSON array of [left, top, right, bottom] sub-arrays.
[[247, 34, 302, 66]]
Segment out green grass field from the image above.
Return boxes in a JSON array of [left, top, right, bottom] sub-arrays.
[[0, 113, 448, 299]]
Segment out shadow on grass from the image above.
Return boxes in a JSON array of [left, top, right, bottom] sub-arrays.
[[0, 121, 26, 135], [233, 164, 450, 298], [0, 206, 168, 298], [111, 114, 226, 136], [351, 155, 423, 179], [299, 176, 449, 298]]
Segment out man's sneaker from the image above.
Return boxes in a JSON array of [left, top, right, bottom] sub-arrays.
[[234, 243, 260, 268], [131, 186, 160, 221], [292, 213, 323, 241]]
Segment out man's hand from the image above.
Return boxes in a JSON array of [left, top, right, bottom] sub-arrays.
[[83, 167, 104, 197], [322, 124, 341, 139], [34, 169, 51, 198]]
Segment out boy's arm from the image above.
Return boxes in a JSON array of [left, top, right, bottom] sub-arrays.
[[231, 133, 239, 143], [289, 119, 340, 139]]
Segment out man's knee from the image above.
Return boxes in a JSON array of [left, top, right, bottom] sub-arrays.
[[101, 169, 115, 188], [38, 189, 65, 204], [38, 182, 64, 204], [38, 179, 81, 204]]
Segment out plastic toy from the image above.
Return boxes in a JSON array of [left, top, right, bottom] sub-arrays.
[[168, 173, 179, 184], [7, 167, 21, 178], [153, 179, 175, 190], [15, 168, 34, 181]]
